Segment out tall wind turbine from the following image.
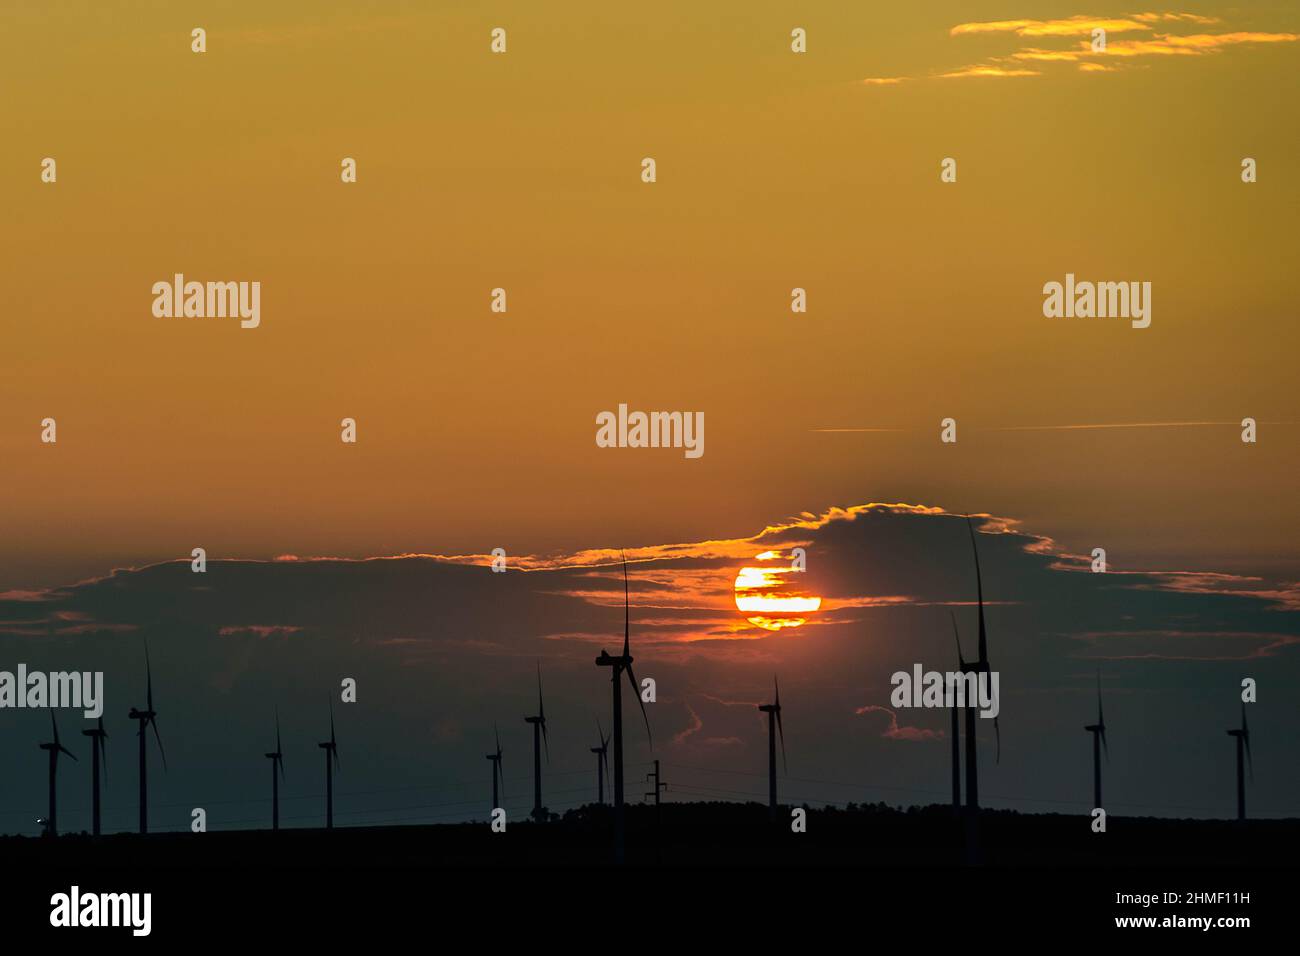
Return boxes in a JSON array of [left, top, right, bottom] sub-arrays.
[[1226, 704, 1252, 820], [595, 553, 653, 862], [962, 517, 1000, 813], [81, 716, 108, 836], [38, 713, 77, 836], [757, 676, 787, 822], [1083, 672, 1108, 809], [524, 664, 550, 822], [318, 701, 340, 829], [949, 612, 964, 813], [127, 644, 167, 833], [486, 723, 504, 814], [590, 719, 610, 805], [265, 710, 285, 831]]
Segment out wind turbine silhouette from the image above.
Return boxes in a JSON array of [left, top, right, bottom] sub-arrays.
[[81, 716, 108, 836], [757, 676, 787, 822], [961, 517, 1000, 813], [591, 718, 610, 805], [38, 713, 77, 836], [524, 664, 550, 822], [949, 612, 964, 814], [595, 553, 653, 862], [265, 709, 285, 831], [127, 644, 167, 834], [1084, 671, 1108, 809], [1226, 703, 1252, 820], [486, 723, 504, 814], [318, 701, 340, 829]]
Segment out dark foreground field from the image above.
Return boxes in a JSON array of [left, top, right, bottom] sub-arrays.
[[4, 803, 1290, 940], [6, 801, 1293, 868]]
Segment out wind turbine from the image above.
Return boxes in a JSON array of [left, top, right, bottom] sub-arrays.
[[318, 701, 340, 829], [265, 709, 285, 831], [81, 716, 108, 836], [486, 723, 504, 814], [757, 676, 787, 822], [949, 612, 963, 813], [524, 663, 550, 822], [595, 553, 653, 862], [1226, 703, 1252, 821], [1083, 671, 1108, 809], [127, 644, 167, 833], [38, 713, 77, 836], [962, 517, 1000, 813], [590, 718, 610, 805]]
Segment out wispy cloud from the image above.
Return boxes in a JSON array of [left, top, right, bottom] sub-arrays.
[[863, 11, 1296, 86]]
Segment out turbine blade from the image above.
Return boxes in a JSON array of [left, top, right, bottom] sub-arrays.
[[100, 733, 109, 783], [622, 551, 631, 658], [495, 722, 501, 755], [1096, 669, 1104, 726], [625, 664, 653, 749], [776, 708, 788, 774], [542, 720, 550, 763], [145, 641, 154, 712], [774, 674, 781, 709], [949, 611, 965, 667], [276, 708, 282, 754], [150, 716, 168, 771], [993, 715, 1001, 764], [1101, 727, 1109, 762], [536, 662, 545, 722], [50, 712, 60, 747], [279, 755, 286, 781], [967, 517, 989, 666], [59, 744, 78, 761]]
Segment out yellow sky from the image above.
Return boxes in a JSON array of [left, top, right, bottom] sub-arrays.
[[1, 2, 1297, 588]]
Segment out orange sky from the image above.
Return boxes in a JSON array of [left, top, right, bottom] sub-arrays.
[[1, 2, 1297, 589]]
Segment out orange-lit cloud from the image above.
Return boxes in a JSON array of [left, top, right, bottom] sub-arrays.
[[855, 705, 943, 741]]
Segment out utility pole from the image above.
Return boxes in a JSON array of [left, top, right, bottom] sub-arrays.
[[645, 759, 667, 861]]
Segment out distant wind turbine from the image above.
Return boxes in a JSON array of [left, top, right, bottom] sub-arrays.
[[1083, 672, 1108, 809], [590, 718, 610, 805], [962, 517, 1000, 813], [757, 676, 787, 822], [38, 713, 77, 836], [265, 709, 285, 831], [127, 643, 167, 834], [525, 664, 550, 822], [486, 723, 504, 814], [1226, 704, 1253, 820], [595, 553, 653, 862], [318, 701, 340, 829], [81, 716, 108, 836]]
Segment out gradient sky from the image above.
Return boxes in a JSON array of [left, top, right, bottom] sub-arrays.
[[2, 1, 1297, 588], [0, 4, 1297, 831]]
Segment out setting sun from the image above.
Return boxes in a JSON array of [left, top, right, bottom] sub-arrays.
[[734, 551, 823, 631]]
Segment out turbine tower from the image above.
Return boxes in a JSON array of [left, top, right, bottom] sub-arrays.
[[595, 553, 653, 862], [1226, 703, 1252, 821], [757, 676, 787, 822], [127, 643, 167, 834], [265, 710, 285, 831], [486, 723, 504, 814], [949, 612, 963, 813], [524, 664, 549, 822], [1083, 672, 1108, 809], [81, 716, 108, 836], [590, 719, 610, 805], [962, 517, 1000, 813], [318, 701, 340, 829], [38, 713, 77, 836]]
